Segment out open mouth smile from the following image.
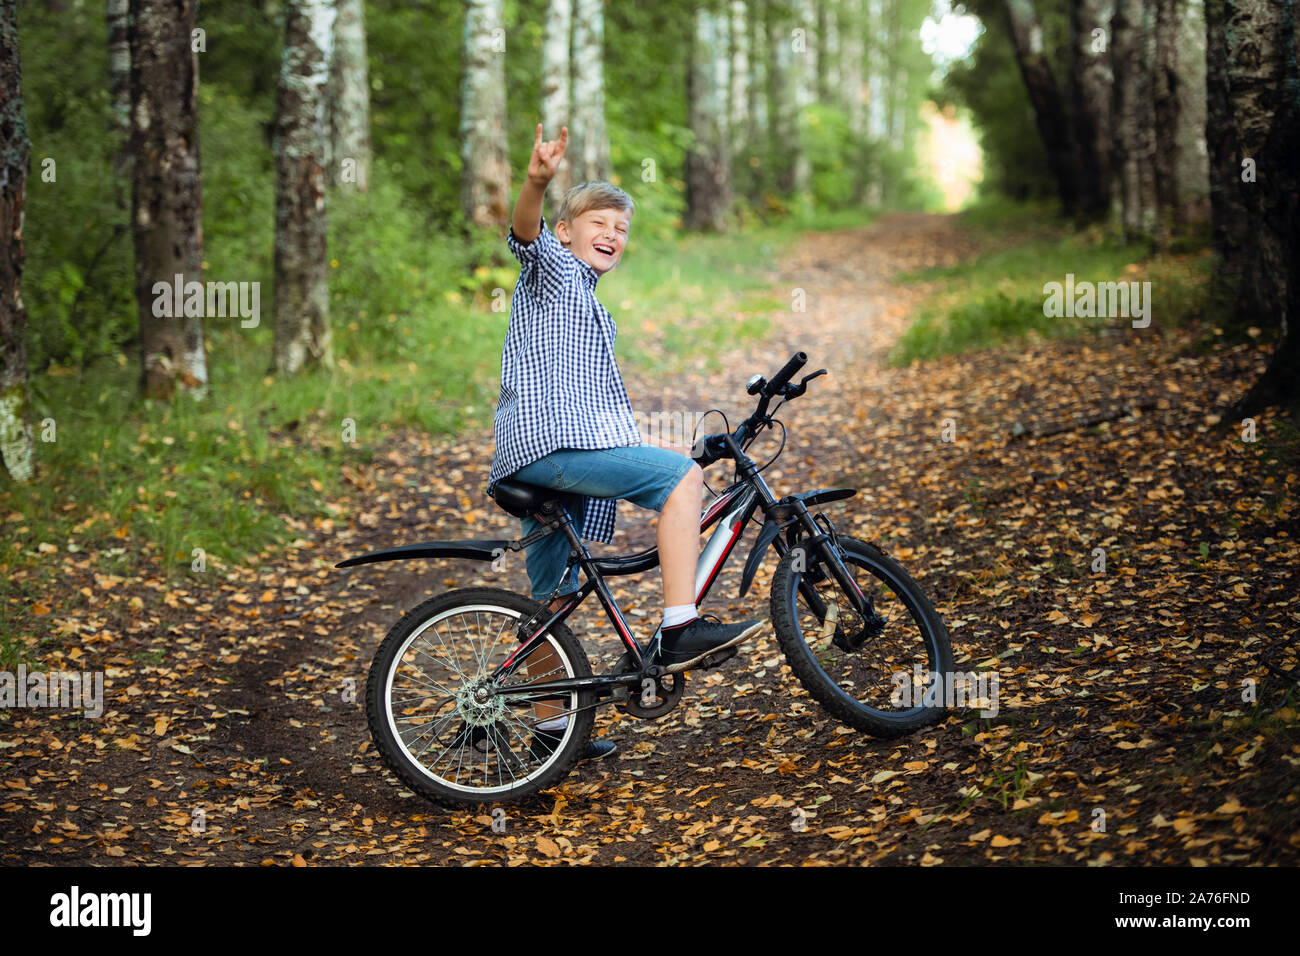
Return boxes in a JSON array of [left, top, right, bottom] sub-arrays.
[[593, 242, 616, 256]]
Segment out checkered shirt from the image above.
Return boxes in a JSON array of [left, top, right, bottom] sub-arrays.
[[484, 215, 642, 544]]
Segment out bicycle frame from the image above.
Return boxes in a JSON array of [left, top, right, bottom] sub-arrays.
[[488, 456, 866, 704], [490, 480, 753, 688]]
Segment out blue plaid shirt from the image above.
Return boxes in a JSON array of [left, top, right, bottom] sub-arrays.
[[485, 215, 642, 543]]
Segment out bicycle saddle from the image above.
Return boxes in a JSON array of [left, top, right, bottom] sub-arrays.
[[489, 476, 568, 519]]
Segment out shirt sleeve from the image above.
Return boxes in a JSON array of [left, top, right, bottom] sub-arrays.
[[506, 215, 570, 302]]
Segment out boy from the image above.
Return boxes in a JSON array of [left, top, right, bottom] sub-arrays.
[[484, 124, 765, 759]]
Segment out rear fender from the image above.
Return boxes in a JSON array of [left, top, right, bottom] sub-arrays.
[[335, 539, 513, 569]]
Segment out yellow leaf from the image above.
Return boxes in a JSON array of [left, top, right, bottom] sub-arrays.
[[535, 836, 561, 858], [153, 715, 171, 736], [990, 835, 1020, 847]]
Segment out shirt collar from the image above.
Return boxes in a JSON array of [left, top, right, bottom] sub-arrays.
[[574, 257, 599, 290], [540, 215, 600, 290]]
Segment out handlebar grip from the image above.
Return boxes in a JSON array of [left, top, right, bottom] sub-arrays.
[[765, 352, 807, 396]]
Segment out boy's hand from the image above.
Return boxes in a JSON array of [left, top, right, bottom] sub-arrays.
[[527, 123, 568, 186]]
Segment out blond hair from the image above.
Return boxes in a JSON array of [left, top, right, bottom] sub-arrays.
[[556, 182, 635, 227]]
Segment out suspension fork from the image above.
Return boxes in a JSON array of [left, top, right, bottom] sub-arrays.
[[720, 429, 875, 628], [782, 503, 877, 628]]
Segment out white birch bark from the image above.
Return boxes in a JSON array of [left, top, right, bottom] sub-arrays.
[[571, 0, 610, 183]]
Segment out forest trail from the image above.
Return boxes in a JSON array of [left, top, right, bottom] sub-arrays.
[[4, 213, 1294, 867]]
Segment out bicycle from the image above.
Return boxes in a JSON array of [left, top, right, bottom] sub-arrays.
[[336, 352, 954, 809]]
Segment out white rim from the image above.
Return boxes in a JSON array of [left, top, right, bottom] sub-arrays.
[[383, 603, 579, 797]]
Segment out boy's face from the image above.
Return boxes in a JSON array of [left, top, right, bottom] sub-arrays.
[[556, 206, 631, 276]]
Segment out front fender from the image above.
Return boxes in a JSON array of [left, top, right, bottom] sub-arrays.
[[335, 538, 513, 569], [737, 488, 858, 598]]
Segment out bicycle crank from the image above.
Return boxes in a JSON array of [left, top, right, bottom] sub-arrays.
[[615, 652, 686, 719]]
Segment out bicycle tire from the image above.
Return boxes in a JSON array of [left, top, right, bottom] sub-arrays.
[[769, 535, 955, 737], [365, 587, 596, 808]]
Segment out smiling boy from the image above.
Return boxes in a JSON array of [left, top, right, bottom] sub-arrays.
[[484, 125, 764, 759]]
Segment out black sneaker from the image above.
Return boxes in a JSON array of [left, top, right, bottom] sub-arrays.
[[653, 614, 765, 673], [529, 729, 617, 762]]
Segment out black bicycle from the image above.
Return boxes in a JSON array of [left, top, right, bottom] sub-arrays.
[[337, 352, 954, 808]]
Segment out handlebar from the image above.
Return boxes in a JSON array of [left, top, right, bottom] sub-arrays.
[[764, 352, 807, 397], [692, 352, 820, 469]]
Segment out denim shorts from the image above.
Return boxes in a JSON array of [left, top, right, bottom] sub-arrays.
[[510, 445, 698, 601]]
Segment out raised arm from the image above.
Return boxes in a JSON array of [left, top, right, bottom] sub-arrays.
[[512, 123, 568, 243]]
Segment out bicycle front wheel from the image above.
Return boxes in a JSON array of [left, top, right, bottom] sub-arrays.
[[770, 535, 955, 737], [365, 587, 595, 808]]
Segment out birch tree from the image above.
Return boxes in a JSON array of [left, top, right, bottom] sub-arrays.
[[460, 0, 510, 227], [272, 0, 335, 374], [1110, 0, 1157, 241], [542, 0, 573, 213], [571, 0, 610, 184], [129, 0, 208, 398], [0, 0, 34, 482], [329, 0, 371, 192], [107, 0, 131, 208], [686, 6, 732, 230]]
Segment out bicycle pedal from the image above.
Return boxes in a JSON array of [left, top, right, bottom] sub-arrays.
[[694, 646, 739, 671]]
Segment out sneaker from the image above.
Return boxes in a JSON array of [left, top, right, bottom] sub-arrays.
[[448, 722, 499, 757], [529, 729, 617, 762], [653, 614, 765, 673]]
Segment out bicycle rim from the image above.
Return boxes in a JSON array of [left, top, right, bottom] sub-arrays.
[[379, 602, 580, 799]]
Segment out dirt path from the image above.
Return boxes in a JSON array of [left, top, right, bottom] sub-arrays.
[[4, 213, 1294, 867]]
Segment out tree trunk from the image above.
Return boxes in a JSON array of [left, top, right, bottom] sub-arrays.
[[865, 0, 886, 203], [1174, 0, 1209, 228], [541, 0, 572, 214], [1003, 0, 1080, 216], [887, 0, 905, 150], [1203, 0, 1250, 317], [1222, 0, 1300, 412], [729, 1, 749, 158], [272, 0, 335, 375], [1110, 0, 1158, 242], [129, 0, 208, 399], [0, 0, 34, 482], [329, 0, 371, 192], [571, 0, 610, 183], [746, 0, 766, 140], [107, 0, 131, 208], [1069, 0, 1114, 220], [768, 1, 796, 194], [459, 0, 509, 227], [791, 0, 814, 197], [841, 0, 866, 201], [1151, 0, 1181, 247], [686, 7, 731, 231]]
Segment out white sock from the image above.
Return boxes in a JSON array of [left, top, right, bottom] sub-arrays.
[[536, 716, 569, 731], [662, 604, 698, 628]]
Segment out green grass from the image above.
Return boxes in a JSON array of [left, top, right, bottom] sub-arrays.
[[888, 202, 1212, 366]]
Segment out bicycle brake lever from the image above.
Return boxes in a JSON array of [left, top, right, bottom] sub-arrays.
[[786, 369, 827, 399]]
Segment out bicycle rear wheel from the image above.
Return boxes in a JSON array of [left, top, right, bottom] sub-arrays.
[[769, 535, 955, 737], [365, 587, 595, 808]]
